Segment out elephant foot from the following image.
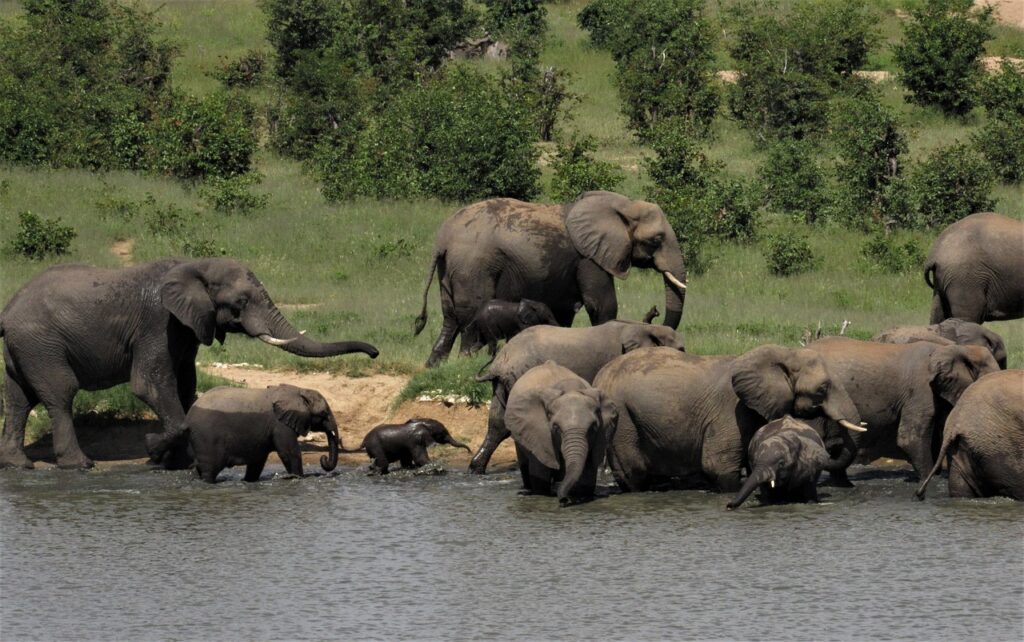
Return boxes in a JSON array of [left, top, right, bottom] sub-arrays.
[[0, 448, 34, 469], [821, 471, 854, 488], [56, 454, 95, 470]]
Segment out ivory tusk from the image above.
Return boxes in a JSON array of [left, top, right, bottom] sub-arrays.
[[839, 419, 868, 433], [769, 479, 775, 489], [258, 334, 299, 346], [664, 271, 688, 290]]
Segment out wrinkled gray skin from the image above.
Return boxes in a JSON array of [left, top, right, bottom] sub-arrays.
[[469, 320, 686, 474], [505, 362, 618, 505], [807, 337, 1000, 482], [465, 298, 559, 356], [917, 370, 1024, 501], [187, 384, 339, 483], [414, 191, 688, 367], [344, 418, 470, 474], [727, 416, 837, 510], [872, 318, 1008, 369], [594, 345, 863, 493], [0, 258, 378, 470], [925, 213, 1024, 324]]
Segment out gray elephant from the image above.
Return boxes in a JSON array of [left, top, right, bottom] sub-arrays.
[[505, 362, 618, 504], [186, 384, 339, 483], [872, 318, 1008, 369], [726, 416, 837, 509], [413, 191, 688, 367], [924, 212, 1024, 324], [343, 418, 470, 474], [594, 345, 865, 493], [916, 370, 1024, 500], [0, 258, 378, 470], [469, 319, 686, 474], [807, 337, 1000, 481], [465, 298, 559, 356]]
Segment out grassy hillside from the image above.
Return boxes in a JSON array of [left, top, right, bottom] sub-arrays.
[[1, 0, 1022, 428]]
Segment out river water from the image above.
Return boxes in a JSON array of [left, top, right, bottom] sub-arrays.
[[1, 462, 1021, 641]]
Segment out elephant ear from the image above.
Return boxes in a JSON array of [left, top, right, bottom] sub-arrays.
[[516, 301, 545, 327], [505, 386, 561, 469], [620, 324, 658, 353], [929, 346, 977, 405], [563, 191, 634, 278], [270, 385, 313, 435], [730, 346, 796, 421], [160, 263, 216, 346]]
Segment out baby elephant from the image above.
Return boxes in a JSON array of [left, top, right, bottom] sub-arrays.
[[872, 318, 1007, 369], [186, 384, 339, 483], [345, 418, 470, 474], [467, 298, 559, 356], [727, 416, 838, 509]]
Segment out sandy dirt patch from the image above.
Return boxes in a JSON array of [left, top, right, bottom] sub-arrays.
[[109, 239, 134, 265]]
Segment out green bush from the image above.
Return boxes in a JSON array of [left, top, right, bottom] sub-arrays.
[[973, 61, 1024, 182], [260, 0, 358, 79], [860, 232, 925, 274], [199, 173, 269, 215], [907, 143, 995, 229], [549, 134, 623, 202], [978, 59, 1024, 118], [10, 210, 76, 260], [484, 0, 547, 60], [757, 140, 827, 224], [893, 0, 994, 116], [577, 0, 629, 50], [213, 50, 267, 88], [763, 230, 816, 276], [151, 91, 258, 180]]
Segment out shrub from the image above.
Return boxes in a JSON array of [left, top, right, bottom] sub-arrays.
[[10, 211, 76, 259], [213, 50, 267, 88], [144, 199, 191, 237], [577, 0, 630, 50], [180, 235, 225, 258], [549, 134, 623, 202], [484, 0, 547, 60], [973, 61, 1024, 182], [764, 230, 816, 276], [860, 232, 925, 274], [150, 91, 258, 180], [260, 0, 355, 79], [978, 59, 1024, 118], [199, 173, 269, 215], [757, 140, 827, 224], [893, 0, 994, 116], [907, 143, 995, 229]]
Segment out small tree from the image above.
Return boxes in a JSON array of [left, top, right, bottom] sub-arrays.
[[549, 134, 622, 202], [973, 60, 1024, 182], [908, 143, 995, 229], [10, 211, 77, 260], [764, 230, 816, 276], [757, 140, 827, 224], [893, 0, 994, 116]]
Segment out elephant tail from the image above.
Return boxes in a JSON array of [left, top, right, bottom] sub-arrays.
[[923, 260, 936, 290], [915, 435, 957, 501], [339, 445, 366, 454], [413, 252, 441, 336]]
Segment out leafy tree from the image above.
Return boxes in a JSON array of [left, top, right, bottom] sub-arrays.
[[757, 140, 827, 224], [973, 60, 1024, 182], [549, 134, 622, 202], [908, 143, 995, 229], [484, 0, 547, 60]]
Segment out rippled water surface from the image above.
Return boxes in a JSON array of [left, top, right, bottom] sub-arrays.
[[2, 463, 1022, 641]]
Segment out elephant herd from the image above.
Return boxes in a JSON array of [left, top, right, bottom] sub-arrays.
[[1, 192, 1022, 506]]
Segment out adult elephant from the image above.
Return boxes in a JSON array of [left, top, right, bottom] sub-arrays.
[[594, 346, 864, 493], [0, 258, 378, 470], [872, 318, 1008, 369], [916, 370, 1024, 501], [807, 337, 999, 481], [413, 191, 687, 367], [924, 212, 1024, 324], [470, 320, 686, 474]]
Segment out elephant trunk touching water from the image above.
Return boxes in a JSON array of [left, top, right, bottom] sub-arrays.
[[322, 413, 340, 472]]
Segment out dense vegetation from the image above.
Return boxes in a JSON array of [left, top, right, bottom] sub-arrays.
[[0, 0, 1021, 430]]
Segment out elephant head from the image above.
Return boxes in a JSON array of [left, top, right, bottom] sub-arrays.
[[270, 385, 339, 472], [935, 319, 1008, 370], [517, 299, 559, 328], [159, 258, 378, 359], [620, 322, 686, 353], [409, 418, 471, 452], [929, 344, 1000, 406], [506, 364, 618, 504], [563, 191, 687, 329]]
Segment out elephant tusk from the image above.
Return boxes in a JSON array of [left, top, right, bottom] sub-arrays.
[[839, 419, 868, 433], [664, 271, 687, 290], [258, 334, 299, 346], [769, 479, 775, 489]]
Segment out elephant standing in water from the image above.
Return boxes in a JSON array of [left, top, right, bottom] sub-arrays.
[[916, 370, 1024, 501], [414, 191, 688, 367], [593, 346, 864, 493], [924, 213, 1024, 324], [343, 418, 471, 474], [872, 318, 1008, 369], [0, 258, 378, 470]]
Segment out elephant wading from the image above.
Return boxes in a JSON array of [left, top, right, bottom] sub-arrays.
[[593, 346, 864, 493], [414, 191, 688, 367], [469, 320, 685, 474], [924, 212, 1024, 324], [343, 418, 471, 474], [0, 258, 378, 470], [916, 370, 1024, 500], [187, 384, 340, 483], [872, 318, 1008, 369], [807, 337, 1000, 481], [506, 362, 618, 504]]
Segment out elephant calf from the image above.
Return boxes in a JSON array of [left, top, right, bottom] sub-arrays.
[[727, 417, 837, 510], [872, 318, 1008, 369], [506, 362, 618, 505], [344, 418, 470, 474], [465, 299, 559, 356], [916, 370, 1024, 501], [186, 385, 340, 483]]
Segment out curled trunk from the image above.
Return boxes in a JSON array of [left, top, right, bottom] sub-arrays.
[[320, 416, 339, 472]]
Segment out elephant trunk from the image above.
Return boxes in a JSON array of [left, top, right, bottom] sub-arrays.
[[822, 424, 859, 472], [821, 387, 863, 469], [655, 247, 686, 330], [727, 467, 771, 510], [557, 433, 590, 504], [446, 437, 473, 452], [320, 415, 339, 472], [246, 298, 379, 359]]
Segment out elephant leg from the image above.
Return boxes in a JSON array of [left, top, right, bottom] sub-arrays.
[[896, 410, 936, 481], [174, 357, 198, 413], [273, 435, 303, 477], [577, 259, 617, 326], [411, 444, 431, 468], [200, 464, 222, 483], [0, 369, 37, 469], [426, 314, 461, 368], [605, 412, 649, 492], [943, 283, 987, 324], [946, 463, 980, 498], [369, 448, 390, 474], [458, 324, 482, 357], [468, 391, 510, 474], [244, 460, 267, 482], [929, 291, 947, 325], [36, 374, 92, 469], [823, 468, 854, 487], [133, 359, 191, 468]]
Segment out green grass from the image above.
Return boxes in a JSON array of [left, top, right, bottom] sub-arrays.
[[1, 0, 1023, 427]]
